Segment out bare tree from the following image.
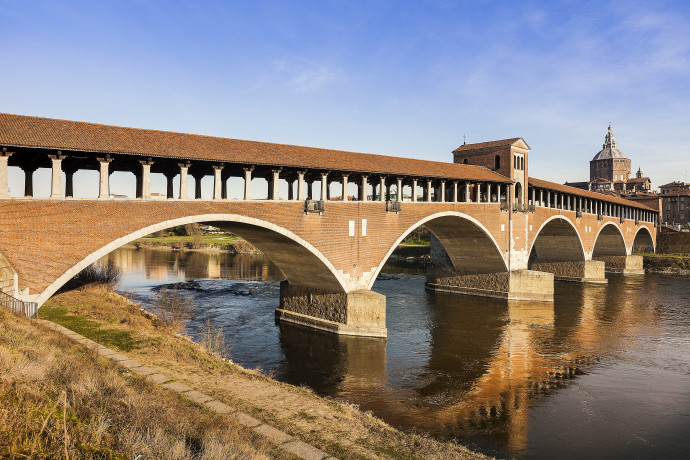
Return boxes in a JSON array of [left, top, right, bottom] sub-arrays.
[[155, 288, 195, 333]]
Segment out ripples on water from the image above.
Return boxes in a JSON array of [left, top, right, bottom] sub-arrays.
[[107, 247, 690, 459]]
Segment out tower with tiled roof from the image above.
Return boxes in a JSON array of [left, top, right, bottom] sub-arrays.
[[590, 124, 631, 184]]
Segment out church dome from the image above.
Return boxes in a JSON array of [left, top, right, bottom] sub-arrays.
[[592, 124, 627, 160]]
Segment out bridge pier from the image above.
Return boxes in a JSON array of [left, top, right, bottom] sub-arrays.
[[529, 260, 607, 283], [276, 281, 387, 338], [425, 269, 554, 301], [594, 255, 644, 275]]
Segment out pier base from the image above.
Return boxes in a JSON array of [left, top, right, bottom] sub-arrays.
[[425, 270, 554, 302], [595, 255, 644, 275], [529, 260, 607, 283], [276, 281, 386, 338]]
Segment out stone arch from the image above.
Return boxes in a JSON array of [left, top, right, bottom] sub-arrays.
[[34, 213, 347, 307], [632, 226, 655, 254], [529, 216, 585, 265], [592, 222, 627, 257], [515, 182, 523, 204], [368, 212, 507, 290]]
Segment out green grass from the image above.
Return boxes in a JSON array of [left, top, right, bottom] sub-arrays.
[[40, 304, 140, 352]]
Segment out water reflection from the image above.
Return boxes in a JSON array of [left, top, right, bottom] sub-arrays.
[[109, 247, 690, 459]]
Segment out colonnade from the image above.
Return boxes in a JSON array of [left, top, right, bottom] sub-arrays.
[[528, 186, 655, 223]]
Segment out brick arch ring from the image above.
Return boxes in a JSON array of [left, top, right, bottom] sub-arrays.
[[632, 225, 656, 253], [527, 215, 586, 262], [366, 211, 508, 290], [34, 213, 348, 308]]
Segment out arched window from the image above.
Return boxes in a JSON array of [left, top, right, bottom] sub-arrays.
[[494, 155, 500, 170]]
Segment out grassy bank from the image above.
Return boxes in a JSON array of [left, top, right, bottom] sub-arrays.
[[0, 302, 282, 459], [34, 284, 486, 460], [641, 253, 690, 273]]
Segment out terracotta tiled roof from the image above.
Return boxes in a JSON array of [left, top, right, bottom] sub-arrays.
[[660, 189, 690, 197], [0, 113, 511, 183], [627, 177, 650, 183], [453, 138, 523, 152], [529, 177, 657, 211]]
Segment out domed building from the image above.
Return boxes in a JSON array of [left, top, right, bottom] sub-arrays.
[[589, 124, 631, 190]]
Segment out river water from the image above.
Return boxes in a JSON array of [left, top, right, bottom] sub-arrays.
[[107, 247, 690, 459]]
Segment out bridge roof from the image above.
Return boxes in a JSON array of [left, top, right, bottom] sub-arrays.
[[0, 113, 511, 183], [529, 177, 657, 211]]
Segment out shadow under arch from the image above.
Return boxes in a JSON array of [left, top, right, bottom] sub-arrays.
[[34, 213, 347, 307], [592, 222, 627, 257], [528, 216, 585, 265], [368, 212, 508, 290], [632, 226, 655, 254]]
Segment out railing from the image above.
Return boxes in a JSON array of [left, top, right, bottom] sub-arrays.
[[0, 290, 38, 318], [304, 199, 325, 214], [386, 200, 401, 213]]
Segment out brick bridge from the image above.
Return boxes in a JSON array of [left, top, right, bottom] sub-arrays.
[[0, 114, 657, 337]]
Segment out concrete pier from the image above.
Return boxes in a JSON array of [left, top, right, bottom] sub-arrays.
[[425, 269, 554, 302], [276, 281, 387, 338]]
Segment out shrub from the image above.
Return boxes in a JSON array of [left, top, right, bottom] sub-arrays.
[[198, 318, 230, 360], [61, 261, 122, 291], [155, 288, 195, 333]]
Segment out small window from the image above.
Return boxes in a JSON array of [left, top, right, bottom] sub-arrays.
[[494, 155, 500, 170], [682, 204, 686, 211], [666, 204, 670, 210]]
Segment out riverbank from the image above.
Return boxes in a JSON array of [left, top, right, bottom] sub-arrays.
[[0, 304, 279, 458], [134, 233, 261, 254], [642, 253, 690, 275], [34, 284, 487, 459]]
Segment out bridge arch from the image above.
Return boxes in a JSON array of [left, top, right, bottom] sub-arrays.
[[592, 222, 628, 257], [632, 226, 655, 254], [368, 211, 508, 289], [34, 213, 348, 307], [528, 216, 585, 265]]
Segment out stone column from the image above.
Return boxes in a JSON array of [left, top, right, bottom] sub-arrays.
[[531, 188, 536, 206], [412, 178, 418, 202], [297, 171, 306, 201], [288, 180, 294, 200], [0, 149, 12, 198], [271, 169, 281, 200], [213, 165, 224, 200], [22, 165, 37, 197], [179, 162, 190, 200], [64, 168, 75, 198], [165, 173, 175, 199], [307, 179, 313, 200], [426, 180, 433, 202], [97, 156, 113, 199], [487, 183, 493, 203], [221, 177, 228, 199], [342, 173, 349, 201], [438, 180, 445, 203], [361, 175, 368, 202], [396, 177, 403, 202], [139, 159, 154, 200], [321, 172, 329, 201], [476, 183, 481, 202], [453, 181, 458, 202], [465, 182, 470, 202], [380, 177, 386, 202], [243, 167, 253, 200], [48, 152, 66, 198]]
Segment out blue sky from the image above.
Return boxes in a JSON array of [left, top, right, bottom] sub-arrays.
[[2, 0, 690, 197]]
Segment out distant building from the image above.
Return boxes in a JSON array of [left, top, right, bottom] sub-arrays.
[[659, 181, 690, 195], [660, 188, 690, 227], [566, 125, 652, 193]]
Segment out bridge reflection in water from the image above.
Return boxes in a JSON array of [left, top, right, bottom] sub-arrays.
[[108, 247, 689, 458]]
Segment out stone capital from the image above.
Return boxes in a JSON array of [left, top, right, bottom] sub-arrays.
[[178, 161, 192, 169], [48, 151, 67, 161], [139, 158, 155, 166], [243, 166, 255, 173], [97, 155, 114, 163], [1, 148, 13, 158], [213, 164, 224, 171]]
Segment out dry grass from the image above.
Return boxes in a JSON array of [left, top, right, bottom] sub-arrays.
[[0, 308, 285, 459], [38, 285, 489, 460]]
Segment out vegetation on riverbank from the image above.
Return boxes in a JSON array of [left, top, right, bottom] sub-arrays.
[[0, 302, 281, 459], [642, 253, 690, 273], [32, 283, 487, 459]]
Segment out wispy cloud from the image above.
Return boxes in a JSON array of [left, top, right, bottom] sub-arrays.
[[273, 58, 338, 93]]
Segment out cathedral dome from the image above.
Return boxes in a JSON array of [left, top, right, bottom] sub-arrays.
[[592, 124, 627, 160]]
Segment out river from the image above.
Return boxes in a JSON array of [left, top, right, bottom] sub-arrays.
[[106, 246, 690, 459]]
